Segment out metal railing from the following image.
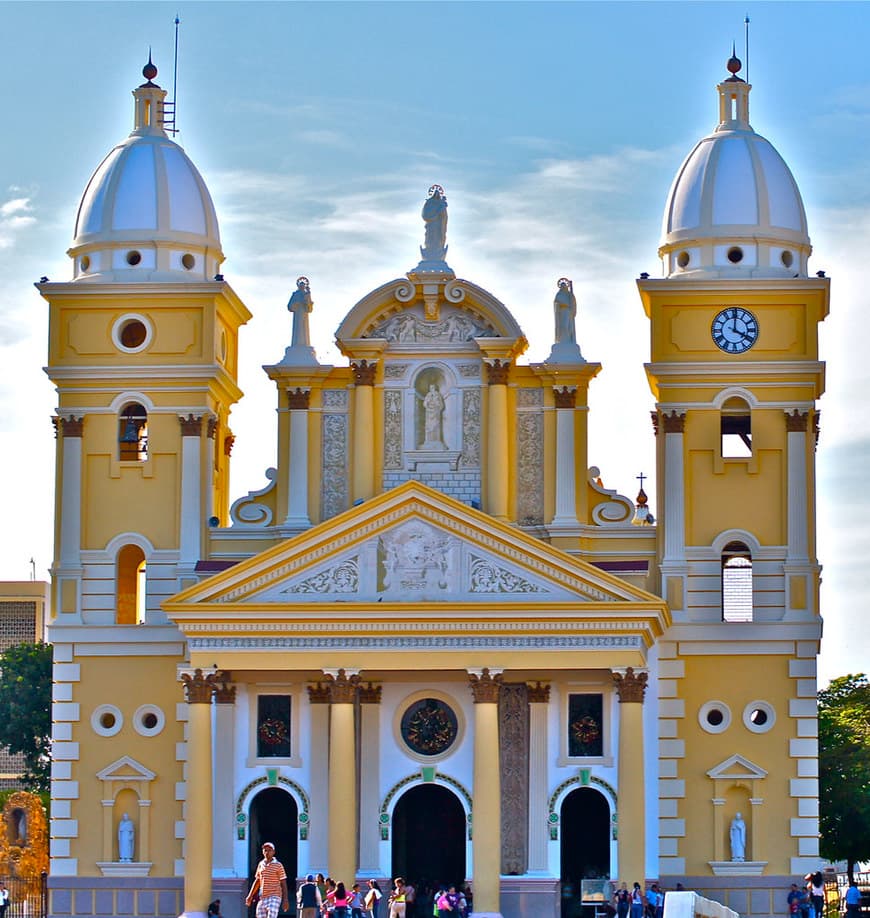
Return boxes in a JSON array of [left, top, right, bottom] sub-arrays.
[[0, 874, 47, 918]]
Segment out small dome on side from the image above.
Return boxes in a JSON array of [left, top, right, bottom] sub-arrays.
[[659, 54, 811, 279], [68, 58, 224, 283]]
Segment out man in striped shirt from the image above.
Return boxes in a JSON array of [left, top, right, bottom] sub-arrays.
[[245, 842, 289, 918]]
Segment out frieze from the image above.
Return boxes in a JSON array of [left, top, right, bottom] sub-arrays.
[[383, 390, 403, 470], [459, 388, 481, 469], [189, 635, 644, 650], [284, 559, 359, 594], [187, 620, 645, 635], [458, 363, 481, 378], [384, 364, 410, 379], [369, 309, 495, 343], [469, 556, 547, 594]]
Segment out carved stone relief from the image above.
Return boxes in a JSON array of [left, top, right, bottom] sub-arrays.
[[469, 556, 547, 593], [285, 559, 359, 594], [384, 390, 403, 470], [321, 390, 349, 520], [499, 683, 529, 875], [384, 364, 410, 380], [378, 520, 456, 599], [369, 307, 496, 344], [460, 388, 481, 469], [458, 363, 481, 378], [516, 392, 544, 526]]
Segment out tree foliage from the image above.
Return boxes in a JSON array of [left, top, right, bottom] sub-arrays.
[[0, 642, 52, 792], [819, 673, 870, 879]]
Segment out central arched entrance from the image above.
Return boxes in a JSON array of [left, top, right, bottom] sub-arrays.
[[560, 787, 611, 918], [248, 787, 298, 914], [392, 783, 466, 890]]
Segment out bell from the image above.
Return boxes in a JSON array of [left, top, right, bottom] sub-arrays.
[[120, 417, 139, 443]]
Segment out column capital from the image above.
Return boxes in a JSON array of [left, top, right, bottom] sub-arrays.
[[287, 387, 311, 410], [553, 386, 576, 409], [207, 416, 218, 439], [324, 668, 360, 703], [359, 682, 382, 704], [60, 416, 84, 438], [485, 359, 510, 386], [527, 681, 551, 703], [611, 666, 648, 703], [179, 414, 204, 437], [180, 668, 217, 704], [307, 682, 331, 704], [785, 409, 810, 432], [213, 671, 236, 705], [662, 410, 685, 433], [224, 433, 235, 456], [351, 360, 377, 386], [468, 667, 503, 703], [650, 410, 659, 436]]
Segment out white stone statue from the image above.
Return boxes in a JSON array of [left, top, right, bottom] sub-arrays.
[[420, 185, 448, 262], [118, 812, 135, 863], [554, 277, 578, 344], [287, 276, 313, 348], [729, 812, 746, 862], [422, 384, 446, 449]]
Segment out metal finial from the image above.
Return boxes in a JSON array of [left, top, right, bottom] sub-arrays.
[[143, 49, 158, 82], [727, 42, 742, 76]]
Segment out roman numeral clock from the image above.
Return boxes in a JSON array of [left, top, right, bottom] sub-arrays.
[[711, 307, 759, 354]]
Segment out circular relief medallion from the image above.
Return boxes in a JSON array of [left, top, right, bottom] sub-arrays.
[[400, 697, 458, 756]]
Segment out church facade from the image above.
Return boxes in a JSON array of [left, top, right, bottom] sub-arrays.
[[43, 53, 827, 918]]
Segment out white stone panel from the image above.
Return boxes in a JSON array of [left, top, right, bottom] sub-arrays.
[[52, 683, 73, 703], [790, 739, 818, 758], [789, 699, 817, 717], [659, 799, 679, 817], [790, 778, 818, 797], [53, 801, 71, 819], [796, 719, 818, 738], [53, 723, 73, 741], [798, 836, 820, 856], [796, 642, 817, 658], [659, 699, 685, 718], [175, 782, 187, 801], [659, 761, 678, 779], [53, 644, 74, 663], [712, 137, 758, 225], [175, 820, 185, 839], [791, 818, 819, 837], [164, 145, 208, 234], [795, 679, 817, 698], [52, 742, 80, 761], [659, 740, 685, 758], [658, 642, 678, 659], [658, 720, 678, 739], [48, 858, 78, 876], [789, 659, 817, 678], [659, 838, 679, 857], [659, 857, 686, 873], [52, 702, 80, 722], [658, 679, 678, 698], [659, 780, 685, 798], [53, 663, 80, 682], [176, 702, 189, 721], [798, 799, 819, 818], [176, 742, 187, 761], [668, 141, 713, 232], [757, 141, 804, 230], [659, 818, 686, 837], [797, 759, 818, 778], [50, 838, 71, 857], [52, 761, 72, 780], [659, 660, 685, 679], [51, 819, 79, 838]]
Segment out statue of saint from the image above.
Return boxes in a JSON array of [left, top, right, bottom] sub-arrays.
[[287, 276, 313, 349], [118, 812, 135, 863], [420, 185, 448, 262], [422, 383, 446, 449], [729, 812, 746, 862], [554, 278, 578, 345]]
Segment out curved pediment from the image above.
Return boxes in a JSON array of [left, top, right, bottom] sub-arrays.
[[335, 274, 527, 352]]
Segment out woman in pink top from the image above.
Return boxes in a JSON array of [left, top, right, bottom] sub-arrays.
[[327, 881, 352, 918]]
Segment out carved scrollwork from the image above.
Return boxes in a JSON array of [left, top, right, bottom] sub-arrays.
[[394, 281, 416, 303], [286, 559, 359, 594], [229, 469, 277, 526], [469, 556, 546, 594], [443, 279, 467, 303]]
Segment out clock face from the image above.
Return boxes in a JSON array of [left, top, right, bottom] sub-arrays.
[[711, 307, 758, 354]]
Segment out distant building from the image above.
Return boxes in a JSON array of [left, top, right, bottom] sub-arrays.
[[0, 582, 48, 790], [41, 52, 828, 918]]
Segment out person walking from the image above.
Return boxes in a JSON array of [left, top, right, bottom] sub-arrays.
[[389, 878, 407, 918], [845, 881, 862, 918], [244, 842, 289, 918], [630, 883, 645, 918], [615, 883, 630, 918], [364, 880, 383, 918], [328, 881, 352, 918], [297, 873, 323, 918], [808, 872, 825, 918]]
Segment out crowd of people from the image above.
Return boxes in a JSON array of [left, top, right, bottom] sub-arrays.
[[243, 844, 471, 918]]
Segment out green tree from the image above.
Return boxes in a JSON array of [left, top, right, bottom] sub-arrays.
[[0, 642, 52, 792], [819, 673, 870, 882]]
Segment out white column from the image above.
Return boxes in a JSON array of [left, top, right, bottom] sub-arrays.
[[286, 390, 311, 527], [662, 412, 686, 562], [307, 684, 330, 874], [527, 682, 550, 873], [59, 418, 83, 566], [179, 415, 203, 567], [551, 388, 578, 526], [358, 684, 382, 875], [212, 676, 236, 875], [786, 412, 809, 562]]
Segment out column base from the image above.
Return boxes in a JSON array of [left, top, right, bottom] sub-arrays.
[[471, 913, 505, 918]]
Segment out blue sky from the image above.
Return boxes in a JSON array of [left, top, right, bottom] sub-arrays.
[[1, 2, 868, 686]]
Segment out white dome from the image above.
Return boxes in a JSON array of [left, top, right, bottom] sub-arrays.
[[660, 58, 811, 279], [68, 61, 224, 283]]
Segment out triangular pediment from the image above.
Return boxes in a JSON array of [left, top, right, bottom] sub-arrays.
[[169, 481, 663, 609], [707, 754, 768, 781], [96, 755, 156, 782]]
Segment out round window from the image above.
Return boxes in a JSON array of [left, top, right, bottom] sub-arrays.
[[677, 251, 690, 269], [781, 250, 794, 268], [126, 250, 142, 266], [181, 253, 195, 270], [727, 246, 744, 264], [698, 700, 731, 734], [119, 320, 147, 349], [134, 704, 165, 737], [400, 698, 459, 756], [743, 700, 776, 734], [80, 255, 91, 273], [91, 704, 123, 737], [112, 313, 153, 354]]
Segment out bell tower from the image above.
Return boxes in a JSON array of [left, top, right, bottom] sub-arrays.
[[640, 54, 829, 890]]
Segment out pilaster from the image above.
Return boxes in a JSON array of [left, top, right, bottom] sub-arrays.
[[485, 361, 510, 521], [358, 683, 382, 875], [551, 388, 578, 527], [285, 388, 312, 529], [612, 667, 647, 885], [325, 669, 359, 885], [178, 415, 204, 570], [527, 682, 551, 873], [352, 362, 377, 503], [306, 682, 331, 874], [212, 673, 236, 875]]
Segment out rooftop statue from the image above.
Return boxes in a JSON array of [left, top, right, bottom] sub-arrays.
[[545, 278, 585, 364], [287, 276, 313, 349], [420, 185, 448, 263]]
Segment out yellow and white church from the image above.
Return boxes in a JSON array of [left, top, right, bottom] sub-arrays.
[[42, 52, 828, 918]]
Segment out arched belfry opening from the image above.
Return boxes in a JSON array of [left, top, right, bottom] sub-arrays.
[[391, 784, 466, 889], [560, 788, 611, 918], [247, 788, 297, 892]]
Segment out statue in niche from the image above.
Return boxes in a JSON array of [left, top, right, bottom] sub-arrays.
[[421, 383, 446, 450], [420, 185, 448, 262], [118, 812, 135, 863], [729, 812, 746, 862], [287, 276, 313, 348], [9, 809, 25, 846], [554, 277, 578, 345]]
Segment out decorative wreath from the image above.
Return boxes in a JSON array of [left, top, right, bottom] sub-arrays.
[[571, 715, 601, 746], [258, 718, 289, 746]]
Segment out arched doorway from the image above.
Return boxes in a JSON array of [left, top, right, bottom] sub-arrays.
[[560, 787, 611, 918], [248, 788, 298, 914], [392, 784, 465, 890]]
